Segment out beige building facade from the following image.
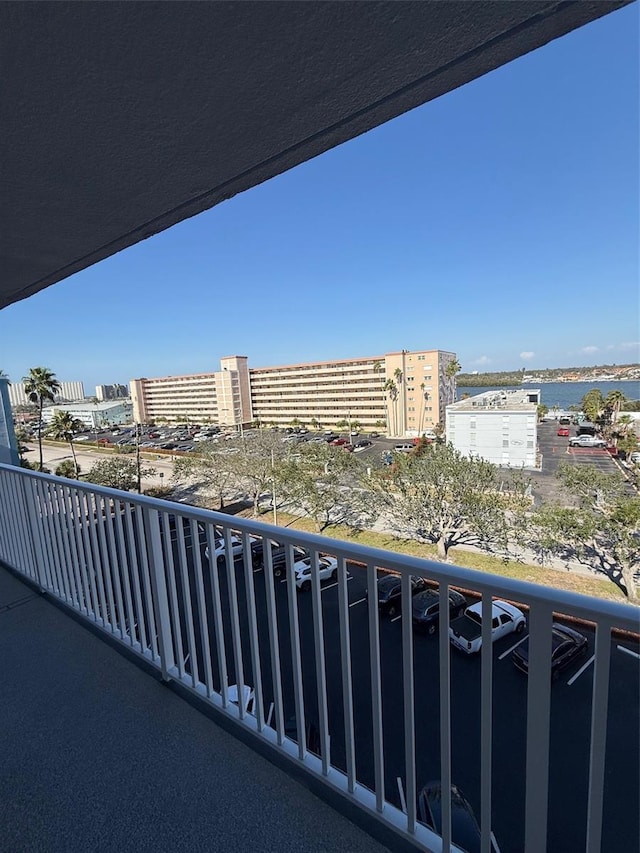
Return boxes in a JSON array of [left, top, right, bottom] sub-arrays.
[[130, 349, 457, 437]]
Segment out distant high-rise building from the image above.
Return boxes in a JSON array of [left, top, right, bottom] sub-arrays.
[[96, 383, 128, 401], [8, 380, 84, 407]]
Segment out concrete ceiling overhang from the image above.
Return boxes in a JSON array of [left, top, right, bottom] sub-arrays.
[[1, 1, 631, 309]]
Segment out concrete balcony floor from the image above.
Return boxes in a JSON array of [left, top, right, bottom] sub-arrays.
[[0, 565, 388, 853]]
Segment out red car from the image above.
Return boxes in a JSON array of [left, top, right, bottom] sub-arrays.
[[331, 438, 347, 446], [557, 427, 570, 437]]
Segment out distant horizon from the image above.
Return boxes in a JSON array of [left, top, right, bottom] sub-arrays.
[[4, 357, 639, 394]]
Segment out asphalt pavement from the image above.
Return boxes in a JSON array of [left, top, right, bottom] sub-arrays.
[[147, 520, 640, 853]]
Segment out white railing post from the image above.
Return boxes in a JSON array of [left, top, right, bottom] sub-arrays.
[[143, 506, 175, 681], [19, 473, 49, 589]]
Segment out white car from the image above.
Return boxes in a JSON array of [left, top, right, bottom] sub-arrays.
[[449, 600, 526, 654], [293, 555, 340, 590], [394, 443, 414, 453], [75, 435, 90, 442], [629, 451, 640, 465], [568, 435, 606, 448], [204, 535, 244, 564]]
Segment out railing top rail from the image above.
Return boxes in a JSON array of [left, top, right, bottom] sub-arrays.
[[2, 463, 637, 630]]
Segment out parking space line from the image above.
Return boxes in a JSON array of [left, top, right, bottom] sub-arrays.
[[499, 635, 528, 660], [617, 645, 640, 660], [568, 654, 595, 686], [349, 597, 366, 608], [391, 613, 402, 623], [321, 577, 353, 593]]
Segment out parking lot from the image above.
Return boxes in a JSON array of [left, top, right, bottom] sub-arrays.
[[134, 516, 639, 853]]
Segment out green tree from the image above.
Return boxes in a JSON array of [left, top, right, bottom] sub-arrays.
[[87, 457, 156, 491], [581, 389, 605, 424], [537, 404, 549, 421], [605, 389, 627, 420], [173, 442, 239, 509], [371, 442, 527, 560], [278, 442, 372, 532], [530, 463, 640, 602], [47, 410, 84, 477], [23, 367, 61, 471], [445, 358, 462, 380], [55, 459, 81, 479]]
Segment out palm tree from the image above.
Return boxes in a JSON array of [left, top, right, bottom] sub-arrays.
[[393, 367, 403, 436], [47, 410, 83, 477], [605, 390, 627, 422], [383, 378, 398, 436], [23, 367, 60, 471], [419, 382, 431, 435]]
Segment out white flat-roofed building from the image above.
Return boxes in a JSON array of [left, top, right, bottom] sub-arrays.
[[8, 380, 85, 407], [446, 389, 540, 468], [41, 400, 133, 429]]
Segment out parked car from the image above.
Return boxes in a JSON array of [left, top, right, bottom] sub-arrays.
[[204, 535, 244, 565], [293, 555, 340, 591], [394, 443, 414, 453], [248, 539, 307, 577], [512, 622, 588, 679], [557, 427, 570, 437], [629, 451, 640, 465], [605, 445, 618, 457], [331, 437, 347, 446], [354, 439, 372, 449], [568, 435, 607, 448], [449, 600, 526, 654], [412, 589, 468, 635], [350, 430, 359, 437], [418, 781, 500, 853], [75, 435, 90, 442], [371, 574, 427, 617]]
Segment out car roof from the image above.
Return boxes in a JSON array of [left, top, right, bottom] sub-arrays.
[[377, 575, 401, 591]]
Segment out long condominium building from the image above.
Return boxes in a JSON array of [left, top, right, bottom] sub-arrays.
[[130, 349, 457, 437]]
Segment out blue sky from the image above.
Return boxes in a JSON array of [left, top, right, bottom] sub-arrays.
[[1, 4, 638, 392]]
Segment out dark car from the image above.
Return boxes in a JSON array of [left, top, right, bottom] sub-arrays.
[[249, 539, 307, 577], [512, 622, 588, 679], [412, 589, 467, 635], [354, 439, 372, 448], [418, 782, 499, 853], [372, 574, 427, 617]]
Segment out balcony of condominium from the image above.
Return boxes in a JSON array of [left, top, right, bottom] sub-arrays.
[[1, 2, 637, 852]]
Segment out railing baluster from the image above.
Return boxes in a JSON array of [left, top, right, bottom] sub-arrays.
[[223, 525, 246, 718], [191, 520, 214, 697], [262, 540, 285, 744], [49, 482, 74, 605], [65, 487, 90, 613], [86, 492, 109, 626], [103, 499, 127, 637], [124, 501, 147, 651], [205, 522, 229, 705], [76, 489, 100, 620], [286, 542, 306, 759], [402, 571, 416, 833], [310, 548, 330, 774], [336, 554, 356, 793], [367, 562, 384, 812], [113, 500, 137, 646], [241, 531, 265, 730], [439, 583, 454, 852], [95, 494, 117, 631], [480, 589, 494, 853], [176, 514, 199, 687], [134, 504, 159, 660], [160, 511, 185, 679], [32, 479, 57, 593], [524, 601, 553, 851], [586, 621, 612, 853], [143, 507, 175, 681], [39, 481, 62, 596]]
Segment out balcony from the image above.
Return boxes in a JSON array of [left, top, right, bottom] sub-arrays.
[[0, 462, 638, 852]]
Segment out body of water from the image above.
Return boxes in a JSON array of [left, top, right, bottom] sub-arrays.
[[457, 380, 640, 410]]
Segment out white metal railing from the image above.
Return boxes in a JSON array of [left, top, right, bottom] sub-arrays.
[[0, 463, 638, 853]]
